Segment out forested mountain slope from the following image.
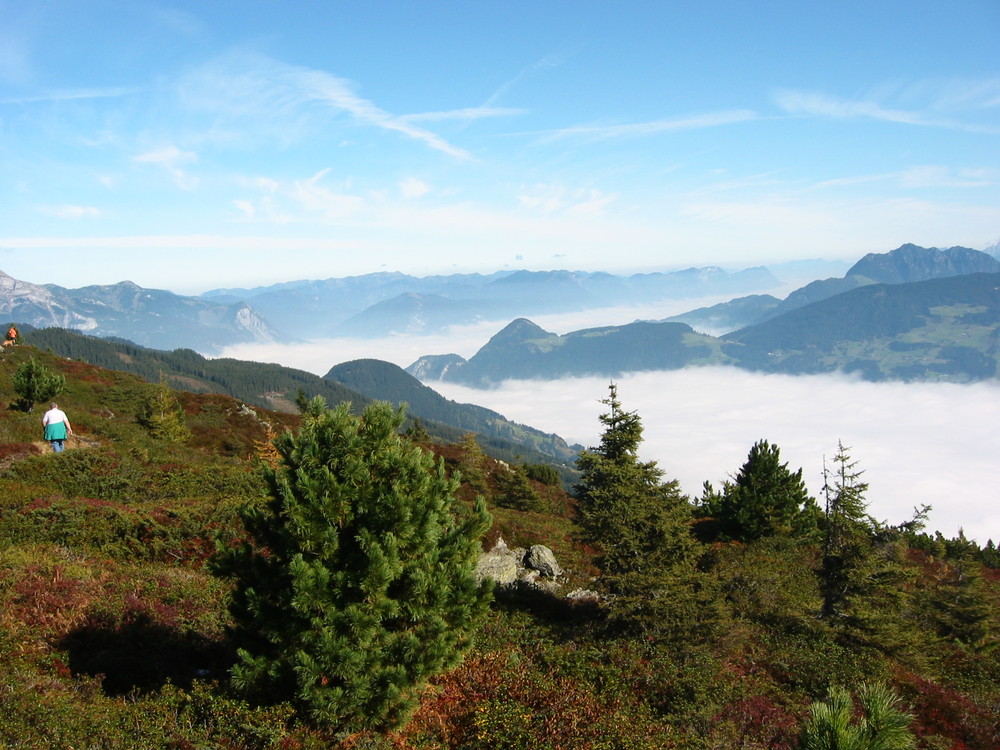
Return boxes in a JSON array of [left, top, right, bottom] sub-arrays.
[[20, 327, 578, 467], [409, 273, 1000, 385], [324, 358, 580, 467], [408, 318, 726, 387], [723, 272, 1000, 380]]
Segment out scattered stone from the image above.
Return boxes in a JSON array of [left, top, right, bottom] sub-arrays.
[[566, 588, 600, 602], [475, 550, 518, 585], [525, 544, 562, 578]]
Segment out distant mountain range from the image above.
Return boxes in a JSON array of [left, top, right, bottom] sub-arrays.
[[663, 244, 1000, 334], [0, 264, 783, 350], [0, 272, 278, 351], [203, 265, 782, 339], [407, 246, 1000, 385], [4, 243, 998, 387]]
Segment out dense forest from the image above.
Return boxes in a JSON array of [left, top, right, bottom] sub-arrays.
[[0, 343, 997, 748]]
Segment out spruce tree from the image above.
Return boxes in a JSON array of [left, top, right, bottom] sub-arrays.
[[699, 439, 821, 543], [212, 398, 492, 731], [819, 442, 871, 620], [494, 463, 545, 512], [575, 383, 717, 641], [137, 382, 191, 442], [918, 543, 993, 648], [817, 443, 912, 651], [457, 432, 489, 495]]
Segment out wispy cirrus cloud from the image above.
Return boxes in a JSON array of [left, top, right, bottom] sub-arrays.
[[773, 86, 1000, 134], [482, 50, 568, 108], [805, 164, 997, 192], [37, 204, 103, 220], [289, 168, 366, 220], [179, 52, 472, 159], [517, 183, 617, 217], [400, 106, 526, 123], [0, 86, 140, 105], [133, 145, 199, 190], [542, 109, 759, 142]]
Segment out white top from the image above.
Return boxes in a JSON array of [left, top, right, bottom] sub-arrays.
[[42, 407, 68, 426]]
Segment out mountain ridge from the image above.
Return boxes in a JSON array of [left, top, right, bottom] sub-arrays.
[[408, 272, 1000, 385], [19, 327, 580, 470]]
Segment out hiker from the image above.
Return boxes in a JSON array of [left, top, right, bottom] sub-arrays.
[[2, 324, 17, 348], [42, 402, 73, 453]]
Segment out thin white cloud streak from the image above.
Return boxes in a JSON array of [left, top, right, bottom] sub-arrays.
[[773, 88, 1000, 135], [37, 205, 102, 220], [295, 68, 472, 159], [179, 52, 472, 159], [482, 51, 567, 108], [133, 145, 199, 190], [429, 369, 1000, 545], [0, 86, 140, 104], [542, 109, 759, 142], [400, 107, 526, 123]]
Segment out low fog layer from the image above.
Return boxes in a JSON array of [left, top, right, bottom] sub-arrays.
[[219, 315, 1000, 545], [431, 370, 1000, 545]]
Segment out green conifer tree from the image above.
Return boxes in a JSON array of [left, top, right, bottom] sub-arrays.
[[212, 398, 492, 731], [817, 443, 913, 652], [917, 543, 994, 648], [575, 383, 718, 642], [700, 439, 821, 543], [819, 442, 872, 620], [12, 356, 65, 412], [137, 382, 191, 442], [494, 463, 545, 512], [798, 682, 915, 749], [457, 432, 489, 495]]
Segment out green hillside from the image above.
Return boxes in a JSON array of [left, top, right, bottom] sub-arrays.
[[423, 273, 1000, 385], [724, 273, 1000, 380], [450, 318, 727, 386], [0, 344, 997, 747], [20, 327, 576, 469], [324, 358, 580, 473]]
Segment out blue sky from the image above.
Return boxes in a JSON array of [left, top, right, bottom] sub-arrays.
[[1, 0, 998, 294]]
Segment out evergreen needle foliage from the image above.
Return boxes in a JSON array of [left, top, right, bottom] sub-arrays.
[[137, 382, 191, 442], [699, 438, 822, 543], [798, 682, 915, 749], [212, 398, 492, 732], [574, 383, 719, 642], [494, 464, 545, 512], [12, 356, 65, 412]]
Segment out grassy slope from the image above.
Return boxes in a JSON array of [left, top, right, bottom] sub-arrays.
[[22, 327, 580, 474]]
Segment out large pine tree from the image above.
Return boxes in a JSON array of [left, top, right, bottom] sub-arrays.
[[212, 398, 492, 731], [699, 439, 821, 543], [575, 383, 717, 641]]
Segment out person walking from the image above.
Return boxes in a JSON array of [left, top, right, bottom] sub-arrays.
[[42, 402, 73, 453]]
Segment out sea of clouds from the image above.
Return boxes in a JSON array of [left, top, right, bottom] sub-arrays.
[[220, 306, 1000, 545]]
